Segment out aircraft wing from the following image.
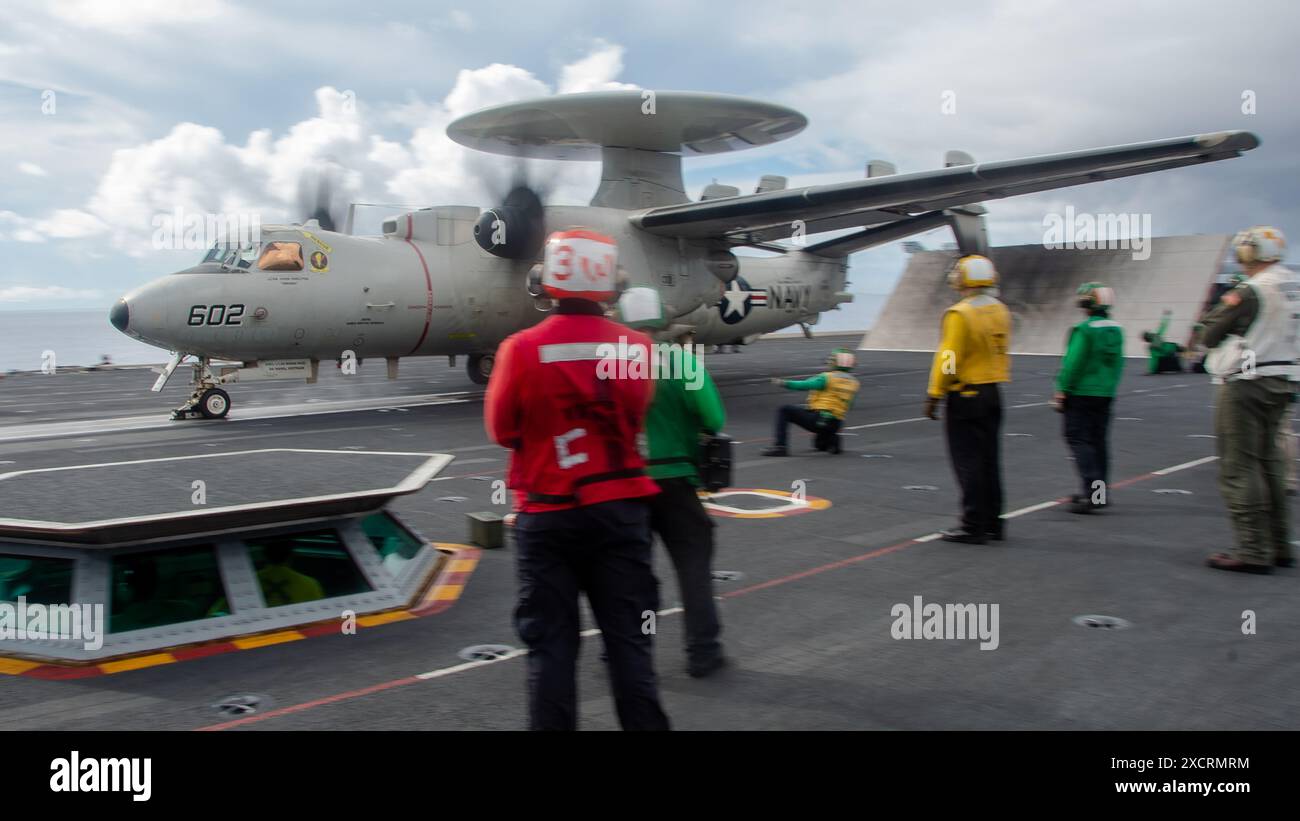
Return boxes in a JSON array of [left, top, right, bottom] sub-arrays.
[[629, 131, 1260, 244]]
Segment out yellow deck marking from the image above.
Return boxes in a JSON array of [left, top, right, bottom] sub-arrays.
[[99, 653, 177, 674], [233, 630, 305, 650]]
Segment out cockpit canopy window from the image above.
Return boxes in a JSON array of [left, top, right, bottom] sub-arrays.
[[258, 241, 304, 271], [200, 241, 260, 270]]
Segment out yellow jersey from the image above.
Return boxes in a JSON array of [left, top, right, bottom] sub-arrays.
[[927, 294, 1011, 398], [808, 371, 860, 419]]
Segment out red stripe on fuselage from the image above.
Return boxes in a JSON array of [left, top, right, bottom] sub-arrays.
[[404, 213, 434, 356]]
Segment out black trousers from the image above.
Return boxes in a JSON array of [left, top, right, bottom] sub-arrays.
[[648, 477, 722, 664], [774, 405, 840, 448], [1063, 395, 1113, 502], [944, 384, 1004, 534], [513, 499, 669, 731]]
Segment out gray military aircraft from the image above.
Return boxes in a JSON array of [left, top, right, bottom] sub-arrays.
[[108, 90, 1259, 419]]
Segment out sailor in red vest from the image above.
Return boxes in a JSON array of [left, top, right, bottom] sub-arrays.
[[485, 228, 670, 731]]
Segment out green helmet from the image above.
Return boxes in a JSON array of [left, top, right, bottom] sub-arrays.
[[828, 348, 856, 370], [1076, 281, 1115, 310]]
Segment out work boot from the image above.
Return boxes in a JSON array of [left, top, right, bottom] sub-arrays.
[[986, 521, 1005, 541], [760, 445, 788, 457], [1275, 557, 1296, 568], [688, 654, 728, 679], [1206, 553, 1273, 575], [940, 528, 987, 545], [1069, 495, 1104, 514]]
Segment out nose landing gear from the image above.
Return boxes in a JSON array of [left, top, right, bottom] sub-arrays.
[[169, 357, 233, 420]]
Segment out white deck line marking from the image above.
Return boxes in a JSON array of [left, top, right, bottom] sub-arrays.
[[844, 417, 928, 431], [913, 532, 943, 543], [1152, 455, 1218, 475], [0, 447, 440, 478], [1001, 500, 1062, 519], [415, 649, 529, 680], [0, 449, 455, 531], [0, 393, 476, 443]]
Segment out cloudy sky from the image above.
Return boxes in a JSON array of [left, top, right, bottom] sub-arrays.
[[1, 0, 1296, 319]]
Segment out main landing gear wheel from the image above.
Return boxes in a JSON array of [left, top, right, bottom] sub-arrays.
[[467, 353, 494, 385], [198, 388, 231, 419]]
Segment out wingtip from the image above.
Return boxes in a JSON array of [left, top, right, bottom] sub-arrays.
[[1195, 130, 1261, 152]]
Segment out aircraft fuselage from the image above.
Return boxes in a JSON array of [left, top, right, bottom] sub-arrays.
[[115, 205, 850, 367]]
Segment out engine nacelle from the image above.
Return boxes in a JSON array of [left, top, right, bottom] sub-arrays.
[[473, 187, 545, 259]]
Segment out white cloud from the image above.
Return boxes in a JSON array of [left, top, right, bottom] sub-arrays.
[[558, 41, 639, 94], [17, 162, 47, 176], [11, 43, 634, 256], [0, 285, 101, 303]]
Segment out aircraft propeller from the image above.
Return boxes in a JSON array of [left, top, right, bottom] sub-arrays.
[[296, 164, 348, 233], [473, 159, 555, 260]]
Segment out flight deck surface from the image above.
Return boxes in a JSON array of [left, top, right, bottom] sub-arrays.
[[0, 336, 1296, 730]]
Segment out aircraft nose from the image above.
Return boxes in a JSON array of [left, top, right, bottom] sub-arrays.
[[109, 298, 130, 333]]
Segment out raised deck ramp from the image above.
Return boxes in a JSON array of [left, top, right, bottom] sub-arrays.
[[861, 235, 1230, 355]]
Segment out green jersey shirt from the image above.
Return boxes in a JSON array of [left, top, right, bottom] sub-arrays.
[[1057, 314, 1125, 397], [644, 352, 726, 484]]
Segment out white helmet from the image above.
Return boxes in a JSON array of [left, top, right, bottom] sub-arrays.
[[1232, 226, 1286, 265]]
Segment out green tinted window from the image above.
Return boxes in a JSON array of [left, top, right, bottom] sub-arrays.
[[109, 544, 226, 633], [0, 554, 74, 605], [360, 513, 424, 575], [245, 529, 371, 607]]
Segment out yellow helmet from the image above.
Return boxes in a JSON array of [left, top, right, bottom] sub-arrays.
[[1232, 226, 1286, 264], [948, 254, 998, 289]]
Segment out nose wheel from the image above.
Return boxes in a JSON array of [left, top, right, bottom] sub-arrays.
[[171, 358, 233, 420], [197, 388, 231, 419]]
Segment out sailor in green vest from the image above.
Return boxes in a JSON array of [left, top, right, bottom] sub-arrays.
[[1201, 226, 1299, 574], [616, 287, 729, 677], [1142, 309, 1183, 373], [761, 348, 860, 457], [1053, 283, 1125, 513]]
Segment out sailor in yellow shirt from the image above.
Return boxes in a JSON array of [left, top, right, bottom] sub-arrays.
[[923, 255, 1012, 544], [762, 348, 860, 456]]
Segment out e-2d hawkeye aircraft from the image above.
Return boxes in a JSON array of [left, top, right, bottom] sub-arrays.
[[108, 90, 1259, 419]]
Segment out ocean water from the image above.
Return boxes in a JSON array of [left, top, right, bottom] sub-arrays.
[[0, 310, 167, 372], [0, 295, 888, 373]]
